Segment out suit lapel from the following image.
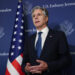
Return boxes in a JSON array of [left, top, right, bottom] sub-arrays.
[[31, 33, 37, 58], [40, 29, 53, 57]]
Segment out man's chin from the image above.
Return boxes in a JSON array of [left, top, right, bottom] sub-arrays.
[[35, 25, 41, 28]]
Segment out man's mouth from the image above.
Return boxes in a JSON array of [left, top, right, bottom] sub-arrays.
[[35, 21, 40, 23]]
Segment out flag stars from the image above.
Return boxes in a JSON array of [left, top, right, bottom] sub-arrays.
[[15, 25, 18, 28], [18, 5, 21, 8], [20, 26, 23, 29], [18, 46, 21, 50], [16, 18, 19, 21], [14, 31, 17, 35], [20, 32, 23, 36], [11, 52, 14, 56], [21, 20, 24, 23], [12, 45, 15, 49], [19, 39, 22, 43], [13, 38, 16, 42], [17, 12, 20, 15]]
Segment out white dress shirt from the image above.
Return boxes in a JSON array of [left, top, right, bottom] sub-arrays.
[[35, 26, 49, 49]]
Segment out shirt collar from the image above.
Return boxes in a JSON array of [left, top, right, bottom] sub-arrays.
[[37, 26, 49, 34]]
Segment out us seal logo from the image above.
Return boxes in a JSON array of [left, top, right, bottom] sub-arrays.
[[23, 1, 32, 15], [60, 20, 75, 36]]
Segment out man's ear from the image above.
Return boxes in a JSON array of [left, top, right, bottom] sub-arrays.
[[46, 16, 48, 24]]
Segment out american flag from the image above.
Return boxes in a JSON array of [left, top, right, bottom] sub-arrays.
[[5, 0, 25, 75]]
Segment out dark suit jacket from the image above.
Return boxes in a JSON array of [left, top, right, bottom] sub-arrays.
[[22, 28, 72, 75]]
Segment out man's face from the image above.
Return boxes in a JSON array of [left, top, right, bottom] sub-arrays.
[[32, 9, 48, 30]]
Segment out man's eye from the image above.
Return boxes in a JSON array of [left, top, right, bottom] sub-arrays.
[[32, 15, 35, 18], [38, 13, 41, 16]]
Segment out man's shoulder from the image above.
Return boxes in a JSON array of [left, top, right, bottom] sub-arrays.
[[53, 30, 65, 35], [49, 28, 66, 37], [30, 32, 36, 38], [26, 33, 36, 41]]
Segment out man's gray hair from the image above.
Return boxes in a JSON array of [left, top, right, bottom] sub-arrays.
[[31, 6, 48, 17]]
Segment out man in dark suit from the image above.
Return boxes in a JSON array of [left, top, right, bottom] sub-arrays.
[[22, 6, 72, 75]]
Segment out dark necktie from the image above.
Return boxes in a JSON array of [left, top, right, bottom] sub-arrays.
[[36, 32, 42, 58]]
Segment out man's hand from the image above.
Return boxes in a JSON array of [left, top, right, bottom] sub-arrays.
[[24, 62, 31, 72], [30, 60, 48, 74]]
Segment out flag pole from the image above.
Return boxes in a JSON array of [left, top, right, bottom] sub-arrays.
[[19, 0, 22, 2]]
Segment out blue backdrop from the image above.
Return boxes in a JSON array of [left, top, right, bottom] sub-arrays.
[[0, 0, 75, 75]]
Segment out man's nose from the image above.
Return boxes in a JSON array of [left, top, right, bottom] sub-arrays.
[[35, 15, 38, 19]]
